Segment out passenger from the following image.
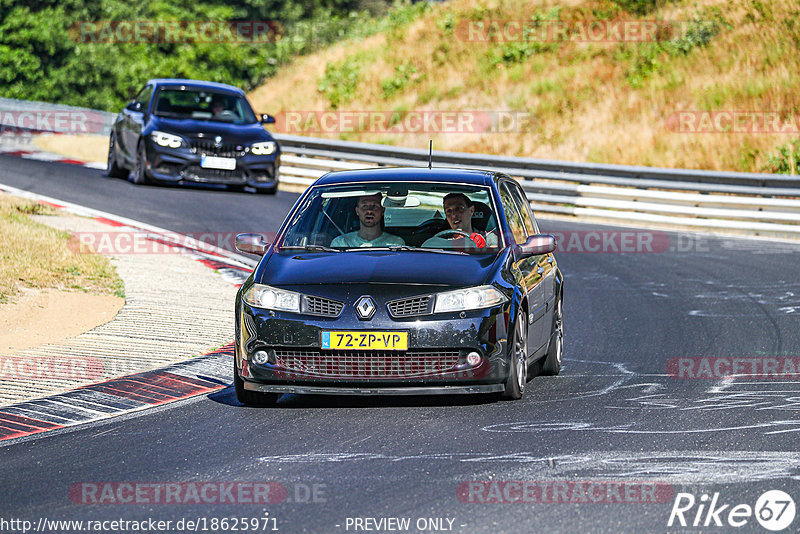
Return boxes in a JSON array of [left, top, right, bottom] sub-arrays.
[[424, 192, 497, 249], [331, 193, 405, 248]]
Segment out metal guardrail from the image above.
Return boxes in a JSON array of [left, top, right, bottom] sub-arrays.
[[273, 134, 800, 237], [2, 98, 799, 237]]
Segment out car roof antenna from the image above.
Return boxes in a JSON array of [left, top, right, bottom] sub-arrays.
[[428, 139, 433, 170]]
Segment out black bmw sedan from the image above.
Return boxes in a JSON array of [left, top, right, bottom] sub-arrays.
[[107, 78, 280, 193], [234, 167, 563, 404]]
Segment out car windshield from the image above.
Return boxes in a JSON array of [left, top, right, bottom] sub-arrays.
[[279, 181, 503, 254], [152, 89, 257, 124]]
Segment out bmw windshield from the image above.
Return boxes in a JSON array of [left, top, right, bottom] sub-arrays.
[[278, 181, 504, 254], [152, 89, 258, 124]]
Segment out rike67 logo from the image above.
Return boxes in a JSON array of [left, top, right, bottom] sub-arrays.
[[668, 490, 796, 531]]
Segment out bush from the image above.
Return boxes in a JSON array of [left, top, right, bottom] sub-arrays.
[[764, 140, 800, 174]]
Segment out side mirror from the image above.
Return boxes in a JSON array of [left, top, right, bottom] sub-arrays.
[[517, 234, 556, 257], [125, 101, 142, 112], [235, 233, 270, 255], [260, 113, 276, 124]]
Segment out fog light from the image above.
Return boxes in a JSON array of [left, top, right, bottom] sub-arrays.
[[252, 350, 270, 365], [466, 352, 481, 366]]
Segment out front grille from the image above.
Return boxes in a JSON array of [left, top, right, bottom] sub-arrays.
[[387, 295, 432, 317], [182, 166, 245, 184], [190, 140, 244, 158], [303, 296, 344, 317], [274, 349, 461, 378]]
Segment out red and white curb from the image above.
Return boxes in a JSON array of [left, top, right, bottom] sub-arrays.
[[0, 185, 259, 444], [0, 143, 107, 171]]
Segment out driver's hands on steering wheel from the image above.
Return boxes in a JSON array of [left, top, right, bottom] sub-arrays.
[[431, 229, 486, 249]]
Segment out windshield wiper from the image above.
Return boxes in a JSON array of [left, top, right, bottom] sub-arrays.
[[350, 245, 468, 255], [281, 245, 341, 253]]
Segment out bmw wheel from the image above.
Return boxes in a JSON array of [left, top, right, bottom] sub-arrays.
[[501, 310, 528, 400], [132, 141, 152, 185], [106, 133, 128, 178]]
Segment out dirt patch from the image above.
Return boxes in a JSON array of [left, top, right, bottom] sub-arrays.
[[0, 287, 123, 354], [33, 134, 108, 164]]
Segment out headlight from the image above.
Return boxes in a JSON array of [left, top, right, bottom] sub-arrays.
[[151, 131, 184, 148], [243, 283, 300, 313], [251, 141, 276, 155], [433, 285, 507, 313]]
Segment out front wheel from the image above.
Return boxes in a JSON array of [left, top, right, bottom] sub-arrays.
[[501, 310, 528, 400], [106, 133, 128, 178], [233, 359, 279, 406], [542, 296, 563, 375], [131, 142, 152, 185], [255, 184, 278, 195]]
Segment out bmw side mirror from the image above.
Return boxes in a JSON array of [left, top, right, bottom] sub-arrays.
[[260, 114, 276, 124], [125, 101, 142, 112], [235, 233, 270, 255], [518, 234, 556, 257]]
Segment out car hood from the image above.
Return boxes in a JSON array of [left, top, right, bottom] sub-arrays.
[[151, 117, 274, 143], [257, 250, 502, 287]]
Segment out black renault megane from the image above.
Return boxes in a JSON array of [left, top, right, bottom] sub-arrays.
[[107, 78, 280, 193], [234, 167, 563, 404]]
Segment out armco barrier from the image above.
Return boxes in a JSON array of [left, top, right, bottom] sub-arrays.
[[2, 98, 799, 237]]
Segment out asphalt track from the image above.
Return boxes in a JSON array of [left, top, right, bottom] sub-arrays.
[[2, 154, 800, 533]]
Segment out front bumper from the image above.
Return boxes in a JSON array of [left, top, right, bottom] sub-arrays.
[[236, 301, 513, 394], [145, 141, 279, 188], [244, 383, 505, 395]]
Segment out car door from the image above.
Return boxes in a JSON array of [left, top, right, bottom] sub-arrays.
[[507, 180, 556, 351], [120, 84, 152, 164], [498, 180, 546, 356]]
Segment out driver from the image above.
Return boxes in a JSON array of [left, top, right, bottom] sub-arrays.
[[423, 193, 497, 249], [331, 193, 405, 248], [210, 96, 226, 116]]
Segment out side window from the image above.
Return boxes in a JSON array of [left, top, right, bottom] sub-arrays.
[[134, 85, 153, 110], [506, 181, 538, 236], [499, 183, 527, 244]]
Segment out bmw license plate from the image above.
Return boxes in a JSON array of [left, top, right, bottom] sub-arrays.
[[200, 155, 236, 170], [322, 331, 408, 350]]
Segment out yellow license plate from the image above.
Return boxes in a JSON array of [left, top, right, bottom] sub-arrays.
[[322, 331, 408, 350]]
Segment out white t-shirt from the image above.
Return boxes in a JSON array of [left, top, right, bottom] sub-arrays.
[[331, 231, 405, 248]]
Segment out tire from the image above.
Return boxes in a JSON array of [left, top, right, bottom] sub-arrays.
[[501, 310, 528, 400], [233, 358, 279, 407], [132, 141, 152, 185], [255, 184, 278, 195], [541, 296, 563, 376], [106, 133, 128, 178]]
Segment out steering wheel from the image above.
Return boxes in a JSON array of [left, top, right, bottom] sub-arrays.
[[432, 229, 472, 240]]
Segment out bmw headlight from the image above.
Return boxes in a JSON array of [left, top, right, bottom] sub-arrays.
[[243, 283, 300, 313], [433, 285, 507, 313], [151, 131, 185, 148], [251, 141, 276, 155]]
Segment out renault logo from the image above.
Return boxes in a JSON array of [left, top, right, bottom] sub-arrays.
[[355, 296, 376, 320]]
